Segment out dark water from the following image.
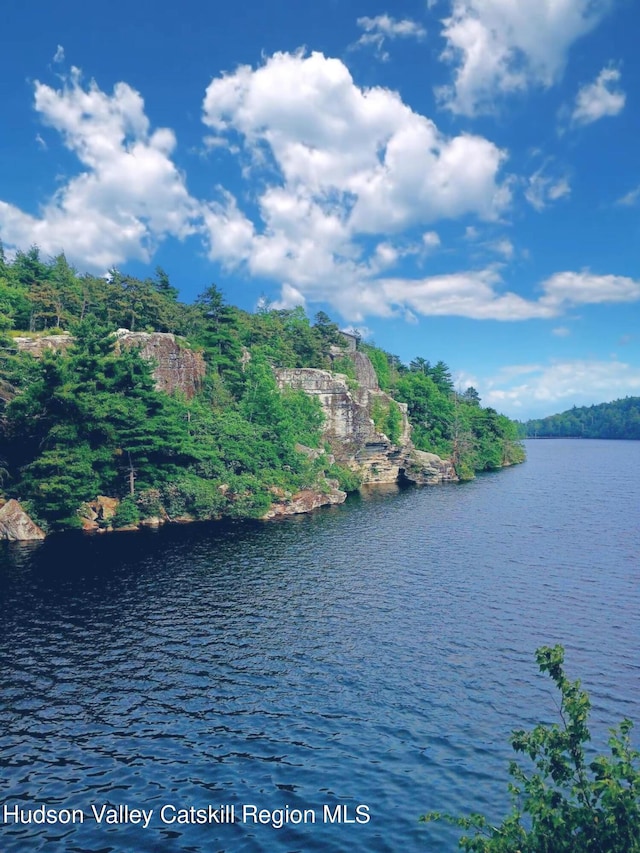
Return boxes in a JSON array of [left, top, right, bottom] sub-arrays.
[[1, 439, 639, 852]]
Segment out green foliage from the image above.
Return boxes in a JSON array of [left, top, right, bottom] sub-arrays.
[[422, 645, 640, 852], [395, 367, 525, 477], [112, 496, 140, 528], [370, 398, 403, 444], [360, 343, 394, 391], [20, 442, 99, 530], [2, 321, 195, 522], [325, 463, 362, 493], [135, 488, 164, 518], [280, 388, 325, 448], [331, 355, 357, 381], [0, 242, 525, 530], [396, 371, 454, 458], [161, 473, 227, 519], [523, 397, 640, 440], [385, 401, 403, 444]]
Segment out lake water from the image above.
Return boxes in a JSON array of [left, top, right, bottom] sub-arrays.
[[1, 439, 639, 852]]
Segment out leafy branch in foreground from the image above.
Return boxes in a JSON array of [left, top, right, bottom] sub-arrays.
[[422, 645, 640, 852]]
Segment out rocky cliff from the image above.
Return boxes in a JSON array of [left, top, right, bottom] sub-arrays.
[[112, 330, 206, 398], [14, 330, 206, 398], [275, 359, 457, 486]]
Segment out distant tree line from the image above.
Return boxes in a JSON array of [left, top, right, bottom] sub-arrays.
[[522, 398, 640, 440]]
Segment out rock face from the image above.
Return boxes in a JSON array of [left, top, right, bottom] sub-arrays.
[[12, 333, 74, 356], [113, 330, 205, 398], [275, 358, 457, 486], [401, 450, 457, 485], [14, 330, 206, 399], [262, 483, 347, 519], [0, 500, 46, 541], [352, 351, 379, 391]]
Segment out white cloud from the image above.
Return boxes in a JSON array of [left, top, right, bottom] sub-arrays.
[[199, 47, 640, 325], [615, 184, 640, 207], [571, 66, 625, 125], [423, 230, 441, 249], [343, 268, 640, 324], [552, 326, 571, 337], [271, 282, 307, 310], [540, 271, 640, 308], [371, 269, 555, 321], [0, 69, 199, 271], [484, 359, 640, 417], [490, 238, 513, 258], [202, 50, 510, 319], [53, 45, 65, 64], [354, 14, 427, 61], [525, 164, 570, 211], [438, 0, 610, 115]]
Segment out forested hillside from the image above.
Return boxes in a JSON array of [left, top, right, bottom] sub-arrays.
[[0, 244, 524, 532], [522, 398, 640, 440]]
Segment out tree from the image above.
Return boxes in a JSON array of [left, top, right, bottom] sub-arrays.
[[410, 356, 431, 375], [3, 320, 195, 522], [431, 360, 454, 393], [461, 386, 481, 406], [422, 645, 640, 852], [153, 266, 179, 301]]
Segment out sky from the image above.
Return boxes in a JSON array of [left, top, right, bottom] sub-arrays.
[[1, 0, 639, 419]]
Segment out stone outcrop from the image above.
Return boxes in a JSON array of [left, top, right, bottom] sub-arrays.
[[78, 496, 120, 532], [275, 357, 457, 487], [352, 351, 379, 391], [113, 330, 205, 398], [262, 483, 347, 519], [401, 450, 457, 485], [12, 333, 74, 356], [14, 330, 206, 399], [0, 500, 46, 541]]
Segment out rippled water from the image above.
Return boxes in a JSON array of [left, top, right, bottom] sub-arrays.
[[1, 440, 639, 852]]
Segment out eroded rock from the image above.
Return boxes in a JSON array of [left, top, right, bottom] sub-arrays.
[[263, 483, 347, 519], [0, 500, 46, 541], [276, 351, 458, 487]]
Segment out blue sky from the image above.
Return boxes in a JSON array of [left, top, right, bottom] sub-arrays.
[[1, 0, 639, 419]]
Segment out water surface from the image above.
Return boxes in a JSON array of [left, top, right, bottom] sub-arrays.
[[1, 439, 639, 851]]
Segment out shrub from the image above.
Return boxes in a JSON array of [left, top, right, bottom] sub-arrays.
[[112, 495, 140, 528], [422, 645, 640, 851], [326, 463, 362, 493]]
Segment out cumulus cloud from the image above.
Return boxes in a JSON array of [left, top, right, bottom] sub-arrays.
[[353, 14, 427, 61], [540, 271, 640, 308], [484, 358, 640, 417], [202, 50, 510, 318], [53, 45, 65, 64], [0, 68, 199, 271], [343, 268, 640, 324], [571, 65, 625, 125], [438, 0, 610, 115], [370, 269, 554, 321]]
